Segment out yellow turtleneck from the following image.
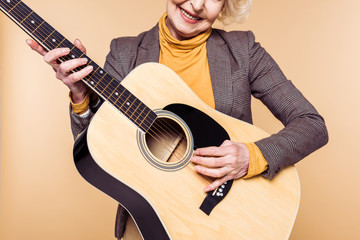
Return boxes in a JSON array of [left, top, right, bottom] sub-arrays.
[[158, 13, 215, 108], [158, 13, 268, 178]]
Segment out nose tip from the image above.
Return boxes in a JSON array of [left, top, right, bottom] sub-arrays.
[[190, 0, 205, 12]]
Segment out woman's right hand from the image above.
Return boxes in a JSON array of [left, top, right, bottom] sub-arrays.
[[26, 39, 93, 104]]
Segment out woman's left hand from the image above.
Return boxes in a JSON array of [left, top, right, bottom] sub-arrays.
[[191, 140, 249, 192]]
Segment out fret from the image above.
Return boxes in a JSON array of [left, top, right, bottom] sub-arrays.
[[54, 37, 66, 48], [132, 99, 144, 122], [42, 32, 62, 50], [41, 29, 55, 43], [20, 10, 32, 23], [124, 96, 136, 117], [27, 20, 50, 44], [132, 100, 143, 123], [107, 80, 120, 98], [86, 74, 99, 88], [91, 66, 101, 78], [129, 95, 138, 111], [139, 108, 154, 130], [87, 74, 106, 96], [134, 103, 146, 124], [68, 44, 80, 54], [2, 1, 27, 23], [82, 64, 97, 81], [23, 15, 44, 35], [0, 0, 157, 132], [101, 76, 114, 95], [119, 92, 132, 112], [31, 20, 44, 33], [107, 84, 123, 104], [114, 87, 127, 104], [8, 0, 21, 13], [69, 48, 85, 61], [141, 108, 152, 124], [94, 72, 107, 88], [94, 72, 111, 93]]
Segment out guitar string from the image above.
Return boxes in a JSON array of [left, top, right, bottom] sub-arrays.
[[5, 0, 216, 188], [6, 1, 202, 164]]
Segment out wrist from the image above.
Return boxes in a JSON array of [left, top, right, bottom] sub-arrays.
[[69, 91, 91, 115], [71, 90, 89, 104], [243, 142, 268, 179]]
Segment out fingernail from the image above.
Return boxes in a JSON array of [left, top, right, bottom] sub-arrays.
[[82, 58, 88, 63], [62, 48, 70, 53], [205, 186, 211, 192], [86, 66, 93, 71]]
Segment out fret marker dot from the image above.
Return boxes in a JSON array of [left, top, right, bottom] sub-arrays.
[[115, 92, 119, 96], [31, 20, 35, 24], [126, 102, 130, 106], [52, 39, 56, 42], [100, 70, 104, 74], [71, 55, 75, 58], [7, 0, 11, 3], [90, 81, 94, 85]]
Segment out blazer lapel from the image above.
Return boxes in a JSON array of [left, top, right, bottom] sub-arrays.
[[207, 30, 233, 115], [135, 25, 160, 66]]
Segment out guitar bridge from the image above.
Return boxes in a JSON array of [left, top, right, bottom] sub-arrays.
[[200, 180, 233, 215]]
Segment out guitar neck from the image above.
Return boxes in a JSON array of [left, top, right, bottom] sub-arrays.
[[0, 0, 156, 132]]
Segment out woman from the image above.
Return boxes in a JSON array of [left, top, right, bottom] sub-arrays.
[[27, 0, 328, 239]]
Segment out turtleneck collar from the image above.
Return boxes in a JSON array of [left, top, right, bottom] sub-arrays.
[[158, 13, 212, 50]]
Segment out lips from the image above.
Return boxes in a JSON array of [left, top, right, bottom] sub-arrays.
[[180, 7, 202, 21]]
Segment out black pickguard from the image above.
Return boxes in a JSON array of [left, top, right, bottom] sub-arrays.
[[164, 104, 230, 149]]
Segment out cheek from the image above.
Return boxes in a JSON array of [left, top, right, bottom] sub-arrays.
[[206, 13, 220, 25], [206, 6, 223, 23]]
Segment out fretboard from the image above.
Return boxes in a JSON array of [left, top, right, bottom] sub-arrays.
[[0, 0, 157, 132]]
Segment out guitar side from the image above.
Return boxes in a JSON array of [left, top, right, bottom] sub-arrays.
[[81, 63, 300, 239]]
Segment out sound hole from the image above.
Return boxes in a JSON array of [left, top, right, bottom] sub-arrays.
[[145, 117, 188, 163]]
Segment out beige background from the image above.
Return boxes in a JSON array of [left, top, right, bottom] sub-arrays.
[[1, 0, 359, 239]]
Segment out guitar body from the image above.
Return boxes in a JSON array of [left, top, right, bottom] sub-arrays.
[[74, 63, 300, 240], [0, 1, 302, 239]]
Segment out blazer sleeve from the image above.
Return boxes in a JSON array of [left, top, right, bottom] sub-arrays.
[[246, 31, 329, 179], [69, 98, 103, 140]]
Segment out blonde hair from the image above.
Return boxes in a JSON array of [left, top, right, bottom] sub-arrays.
[[218, 0, 253, 24]]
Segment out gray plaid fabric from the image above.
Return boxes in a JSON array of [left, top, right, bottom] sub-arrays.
[[70, 25, 328, 238]]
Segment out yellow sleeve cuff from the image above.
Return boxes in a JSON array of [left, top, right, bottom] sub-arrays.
[[69, 91, 90, 115], [243, 142, 269, 179]]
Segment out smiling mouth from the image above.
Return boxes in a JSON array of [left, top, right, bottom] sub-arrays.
[[180, 8, 202, 21]]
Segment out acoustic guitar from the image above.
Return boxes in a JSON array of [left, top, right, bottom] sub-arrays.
[[0, 1, 300, 239]]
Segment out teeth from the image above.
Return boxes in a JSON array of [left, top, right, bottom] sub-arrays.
[[181, 8, 201, 21]]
